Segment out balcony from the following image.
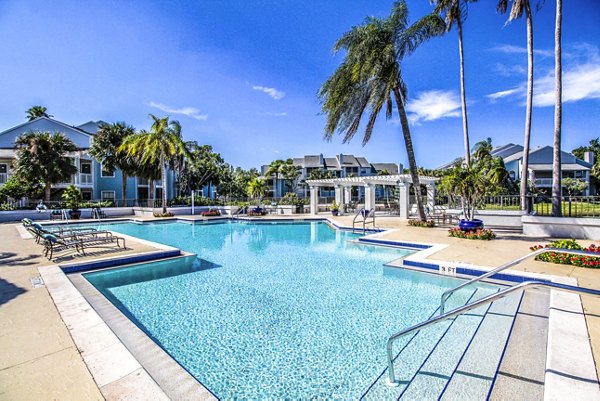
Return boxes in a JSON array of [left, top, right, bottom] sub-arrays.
[[534, 178, 553, 187], [80, 173, 93, 186]]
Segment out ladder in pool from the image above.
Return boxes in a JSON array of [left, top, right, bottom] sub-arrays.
[[61, 209, 69, 222], [368, 248, 600, 400], [352, 208, 376, 234]]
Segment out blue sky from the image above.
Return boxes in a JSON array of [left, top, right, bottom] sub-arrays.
[[0, 0, 598, 169]]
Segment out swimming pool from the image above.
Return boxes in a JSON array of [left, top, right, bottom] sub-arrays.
[[84, 221, 503, 399]]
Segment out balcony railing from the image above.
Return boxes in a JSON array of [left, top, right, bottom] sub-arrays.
[[80, 173, 93, 185], [0, 173, 8, 185], [534, 178, 553, 186]]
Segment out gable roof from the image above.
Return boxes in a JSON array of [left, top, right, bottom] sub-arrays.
[[0, 117, 94, 149], [77, 120, 109, 134]]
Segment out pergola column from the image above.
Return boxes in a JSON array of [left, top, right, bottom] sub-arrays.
[[426, 183, 436, 212], [309, 185, 319, 215], [335, 185, 344, 213], [364, 183, 376, 211], [398, 182, 410, 219], [344, 187, 352, 204]]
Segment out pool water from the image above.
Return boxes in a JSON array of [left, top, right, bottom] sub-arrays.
[[85, 221, 502, 399]]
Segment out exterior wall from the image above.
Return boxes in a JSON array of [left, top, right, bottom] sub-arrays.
[[0, 118, 92, 148], [522, 215, 600, 240]]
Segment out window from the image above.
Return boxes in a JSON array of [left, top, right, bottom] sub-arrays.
[[101, 162, 115, 177], [101, 191, 115, 201], [0, 164, 7, 174], [509, 171, 516, 181], [81, 190, 93, 201], [81, 163, 92, 174]]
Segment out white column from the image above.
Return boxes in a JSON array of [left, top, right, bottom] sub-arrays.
[[344, 187, 352, 204], [335, 185, 343, 213], [398, 182, 409, 219], [309, 186, 319, 215], [426, 183, 435, 212], [364, 184, 376, 211]]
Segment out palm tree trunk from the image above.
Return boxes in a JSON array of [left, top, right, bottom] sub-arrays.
[[149, 182, 155, 208], [457, 19, 470, 165], [122, 173, 127, 207], [160, 157, 167, 213], [552, 0, 562, 217], [394, 88, 426, 221], [521, 3, 534, 211], [45, 181, 51, 202], [161, 158, 168, 214]]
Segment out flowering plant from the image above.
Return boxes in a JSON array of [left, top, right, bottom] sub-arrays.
[[200, 208, 221, 217], [448, 227, 496, 240], [530, 240, 600, 268], [408, 219, 435, 228]]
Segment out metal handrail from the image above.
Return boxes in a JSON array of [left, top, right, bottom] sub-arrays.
[[352, 208, 376, 233], [386, 280, 600, 386], [439, 248, 600, 314]]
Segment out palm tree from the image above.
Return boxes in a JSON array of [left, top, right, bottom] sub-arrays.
[[89, 122, 136, 206], [119, 114, 189, 213], [26, 106, 52, 121], [247, 178, 268, 203], [319, 1, 445, 221], [552, 0, 562, 217], [497, 0, 541, 210], [471, 137, 493, 161], [265, 159, 285, 198], [14, 131, 78, 201], [431, 0, 477, 164]]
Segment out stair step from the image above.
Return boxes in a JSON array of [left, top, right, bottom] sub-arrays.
[[361, 287, 493, 400], [398, 305, 490, 400], [439, 291, 524, 400]]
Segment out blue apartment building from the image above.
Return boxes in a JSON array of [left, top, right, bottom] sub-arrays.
[[0, 117, 176, 203]]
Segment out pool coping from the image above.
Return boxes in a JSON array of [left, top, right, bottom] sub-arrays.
[[38, 217, 600, 400]]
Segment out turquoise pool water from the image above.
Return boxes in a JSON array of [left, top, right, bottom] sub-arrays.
[[84, 221, 501, 399]]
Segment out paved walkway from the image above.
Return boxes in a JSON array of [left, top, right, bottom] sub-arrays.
[[0, 222, 162, 401], [1, 215, 599, 399]]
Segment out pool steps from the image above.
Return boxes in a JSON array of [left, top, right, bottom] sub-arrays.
[[361, 287, 523, 400]]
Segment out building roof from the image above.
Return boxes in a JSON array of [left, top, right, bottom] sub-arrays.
[[490, 143, 523, 159], [303, 155, 323, 168], [0, 117, 94, 149], [355, 156, 371, 168], [77, 120, 109, 134], [371, 163, 400, 174], [324, 157, 340, 170]]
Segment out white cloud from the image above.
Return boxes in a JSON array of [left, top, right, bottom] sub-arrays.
[[493, 62, 526, 77], [485, 44, 600, 107], [257, 111, 288, 117], [147, 102, 208, 121], [491, 44, 553, 58], [487, 87, 522, 101], [406, 90, 461, 124], [252, 85, 285, 100]]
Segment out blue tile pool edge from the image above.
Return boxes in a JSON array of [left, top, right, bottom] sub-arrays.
[[61, 249, 182, 273]]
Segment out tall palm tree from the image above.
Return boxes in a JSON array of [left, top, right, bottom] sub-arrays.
[[14, 131, 78, 201], [265, 159, 285, 197], [552, 0, 562, 216], [119, 114, 189, 213], [319, 1, 445, 221], [497, 0, 540, 210], [89, 122, 136, 206], [26, 106, 52, 121], [431, 0, 477, 164]]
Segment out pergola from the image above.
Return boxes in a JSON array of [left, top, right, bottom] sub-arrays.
[[305, 174, 439, 218]]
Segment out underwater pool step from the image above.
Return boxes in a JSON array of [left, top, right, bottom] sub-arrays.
[[439, 291, 524, 400], [361, 288, 483, 400], [362, 288, 523, 400]]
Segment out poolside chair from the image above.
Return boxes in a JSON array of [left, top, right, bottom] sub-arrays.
[[43, 233, 84, 259], [76, 231, 126, 253]]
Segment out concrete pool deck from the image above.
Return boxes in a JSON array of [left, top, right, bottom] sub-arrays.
[[1, 215, 600, 399]]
